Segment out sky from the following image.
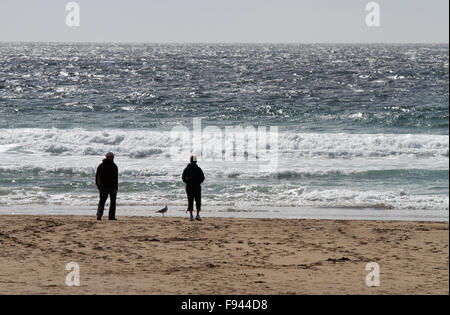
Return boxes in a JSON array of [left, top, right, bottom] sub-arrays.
[[0, 0, 448, 43]]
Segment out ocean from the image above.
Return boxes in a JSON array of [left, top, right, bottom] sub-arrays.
[[0, 43, 448, 221]]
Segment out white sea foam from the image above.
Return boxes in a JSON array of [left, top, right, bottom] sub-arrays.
[[0, 128, 448, 159], [0, 128, 448, 213], [0, 184, 447, 211]]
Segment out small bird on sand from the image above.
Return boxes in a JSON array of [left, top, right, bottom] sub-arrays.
[[156, 205, 168, 217]]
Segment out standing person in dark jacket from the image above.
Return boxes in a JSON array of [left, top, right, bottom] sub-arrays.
[[95, 152, 119, 221], [182, 155, 205, 221]]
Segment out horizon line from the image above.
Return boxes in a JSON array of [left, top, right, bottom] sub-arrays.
[[1, 41, 449, 45]]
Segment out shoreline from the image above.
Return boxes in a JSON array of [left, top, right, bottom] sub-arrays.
[[0, 205, 448, 222], [0, 215, 448, 294]]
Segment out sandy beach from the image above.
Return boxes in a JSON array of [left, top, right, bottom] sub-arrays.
[[0, 215, 448, 295]]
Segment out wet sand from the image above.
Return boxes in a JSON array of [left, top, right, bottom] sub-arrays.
[[0, 215, 448, 295]]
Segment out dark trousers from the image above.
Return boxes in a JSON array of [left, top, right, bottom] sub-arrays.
[[186, 186, 201, 212], [97, 189, 117, 219]]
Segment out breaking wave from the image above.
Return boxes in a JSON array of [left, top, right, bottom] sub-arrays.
[[0, 128, 448, 159]]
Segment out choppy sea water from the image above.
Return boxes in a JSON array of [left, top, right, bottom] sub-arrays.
[[0, 43, 448, 221]]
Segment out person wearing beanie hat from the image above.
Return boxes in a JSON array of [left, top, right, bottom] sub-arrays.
[[182, 155, 205, 221], [95, 152, 119, 221]]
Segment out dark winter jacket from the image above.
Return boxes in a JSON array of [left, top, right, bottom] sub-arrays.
[[96, 159, 118, 191], [182, 163, 205, 187]]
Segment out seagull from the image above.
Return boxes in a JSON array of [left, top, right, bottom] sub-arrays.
[[156, 205, 168, 217]]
